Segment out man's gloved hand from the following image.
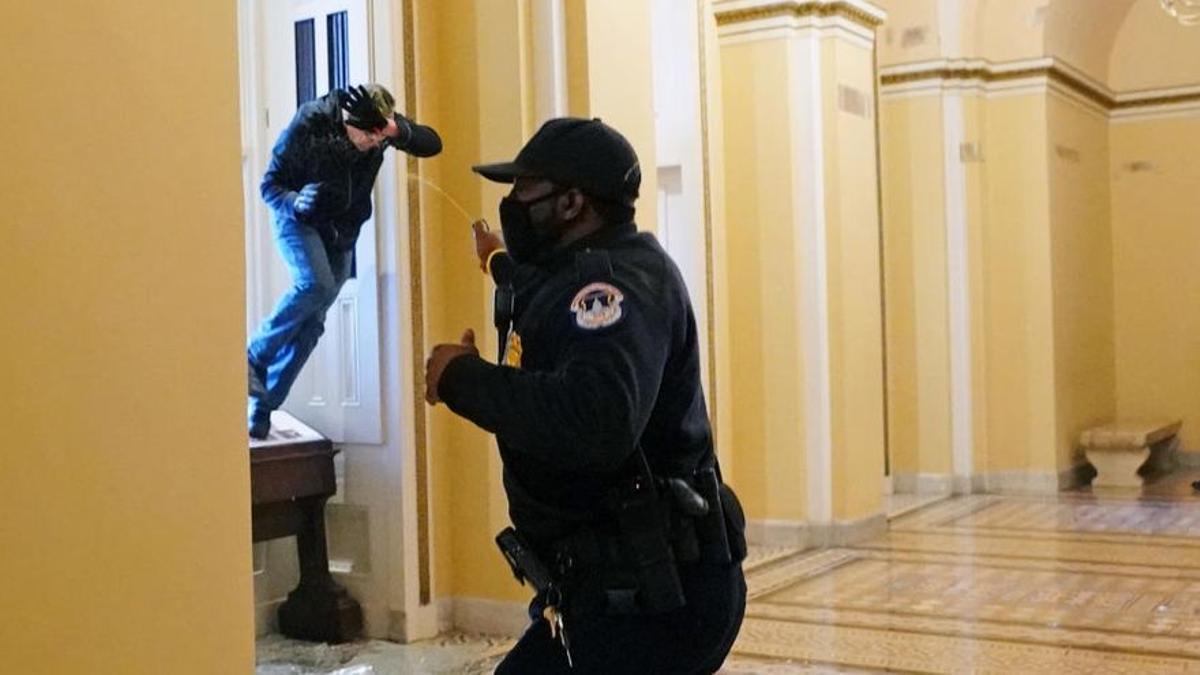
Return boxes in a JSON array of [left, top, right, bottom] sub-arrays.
[[293, 183, 322, 220], [425, 329, 478, 405], [293, 182, 350, 222], [341, 85, 389, 130]]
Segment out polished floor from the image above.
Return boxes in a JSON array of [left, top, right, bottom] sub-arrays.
[[736, 471, 1200, 673], [257, 472, 1200, 674]]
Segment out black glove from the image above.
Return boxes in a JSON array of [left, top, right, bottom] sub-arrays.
[[340, 85, 389, 131], [293, 183, 321, 220], [389, 112, 443, 158]]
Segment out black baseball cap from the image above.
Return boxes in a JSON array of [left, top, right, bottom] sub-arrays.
[[472, 117, 641, 206]]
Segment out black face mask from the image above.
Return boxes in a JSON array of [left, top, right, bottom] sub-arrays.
[[499, 188, 565, 265]]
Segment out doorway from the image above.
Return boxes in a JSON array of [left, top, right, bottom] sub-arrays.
[[237, 0, 430, 640], [242, 0, 382, 445]]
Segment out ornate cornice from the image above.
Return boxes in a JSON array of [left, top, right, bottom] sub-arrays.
[[880, 60, 1200, 116], [716, 1, 884, 31], [1045, 67, 1113, 110], [1111, 90, 1200, 110], [880, 67, 991, 87]]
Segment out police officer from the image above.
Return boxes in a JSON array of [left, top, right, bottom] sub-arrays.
[[424, 117, 746, 674]]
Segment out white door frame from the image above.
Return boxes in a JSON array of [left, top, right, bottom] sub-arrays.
[[650, 0, 714, 398], [237, 0, 434, 639], [249, 0, 382, 445]]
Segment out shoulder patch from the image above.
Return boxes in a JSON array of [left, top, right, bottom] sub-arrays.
[[570, 282, 625, 330]]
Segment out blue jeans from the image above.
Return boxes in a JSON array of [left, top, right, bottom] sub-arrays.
[[247, 219, 352, 423]]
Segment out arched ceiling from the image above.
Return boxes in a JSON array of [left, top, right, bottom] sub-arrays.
[[1107, 0, 1200, 91], [1043, 0, 1137, 85], [876, 0, 1199, 91]]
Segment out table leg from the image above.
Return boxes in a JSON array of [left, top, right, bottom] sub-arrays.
[[277, 495, 363, 643]]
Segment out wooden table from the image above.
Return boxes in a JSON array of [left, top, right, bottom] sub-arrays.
[[250, 412, 362, 643]]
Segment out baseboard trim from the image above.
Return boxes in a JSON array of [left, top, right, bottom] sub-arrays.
[[953, 473, 987, 495], [978, 469, 1080, 494], [387, 602, 442, 643], [446, 597, 529, 639], [891, 472, 955, 496], [744, 519, 817, 548], [437, 597, 455, 634], [746, 512, 887, 549], [254, 598, 283, 637], [829, 512, 888, 546], [892, 465, 1107, 496]]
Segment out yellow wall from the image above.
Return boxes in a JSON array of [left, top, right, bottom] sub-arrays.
[[879, 96, 953, 479], [877, 0, 1199, 482], [720, 32, 885, 521], [1046, 97, 1116, 469], [881, 90, 1090, 482], [565, 0, 591, 117], [1111, 116, 1200, 450], [823, 40, 885, 520], [878, 1, 1200, 98], [0, 3, 253, 673], [875, 0, 941, 66], [978, 0, 1045, 64], [981, 95, 1058, 473], [720, 38, 809, 522], [419, 0, 529, 605], [564, 0, 659, 234]]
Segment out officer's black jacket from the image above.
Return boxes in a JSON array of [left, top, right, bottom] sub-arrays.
[[438, 222, 714, 544], [260, 91, 385, 252]]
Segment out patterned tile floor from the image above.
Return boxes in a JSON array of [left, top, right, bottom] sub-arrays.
[[737, 471, 1200, 673], [257, 471, 1200, 674]]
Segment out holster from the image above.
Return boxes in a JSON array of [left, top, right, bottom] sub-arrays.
[[609, 472, 687, 614], [493, 283, 514, 362], [548, 461, 748, 617], [690, 467, 747, 564], [496, 526, 557, 596]]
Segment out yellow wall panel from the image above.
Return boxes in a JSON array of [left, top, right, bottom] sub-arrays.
[[981, 95, 1057, 473], [0, 2, 252, 671], [879, 96, 953, 479], [1111, 116, 1200, 451], [875, 0, 941, 66], [823, 41, 885, 520], [1046, 97, 1116, 470], [720, 39, 808, 522], [575, 0, 659, 234], [419, 0, 527, 604]]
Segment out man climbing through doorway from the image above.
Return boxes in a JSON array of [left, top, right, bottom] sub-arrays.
[[247, 84, 441, 439]]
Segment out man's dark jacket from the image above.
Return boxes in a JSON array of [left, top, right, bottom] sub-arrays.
[[260, 91, 384, 252]]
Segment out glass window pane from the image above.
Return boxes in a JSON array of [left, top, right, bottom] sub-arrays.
[[294, 19, 316, 105]]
